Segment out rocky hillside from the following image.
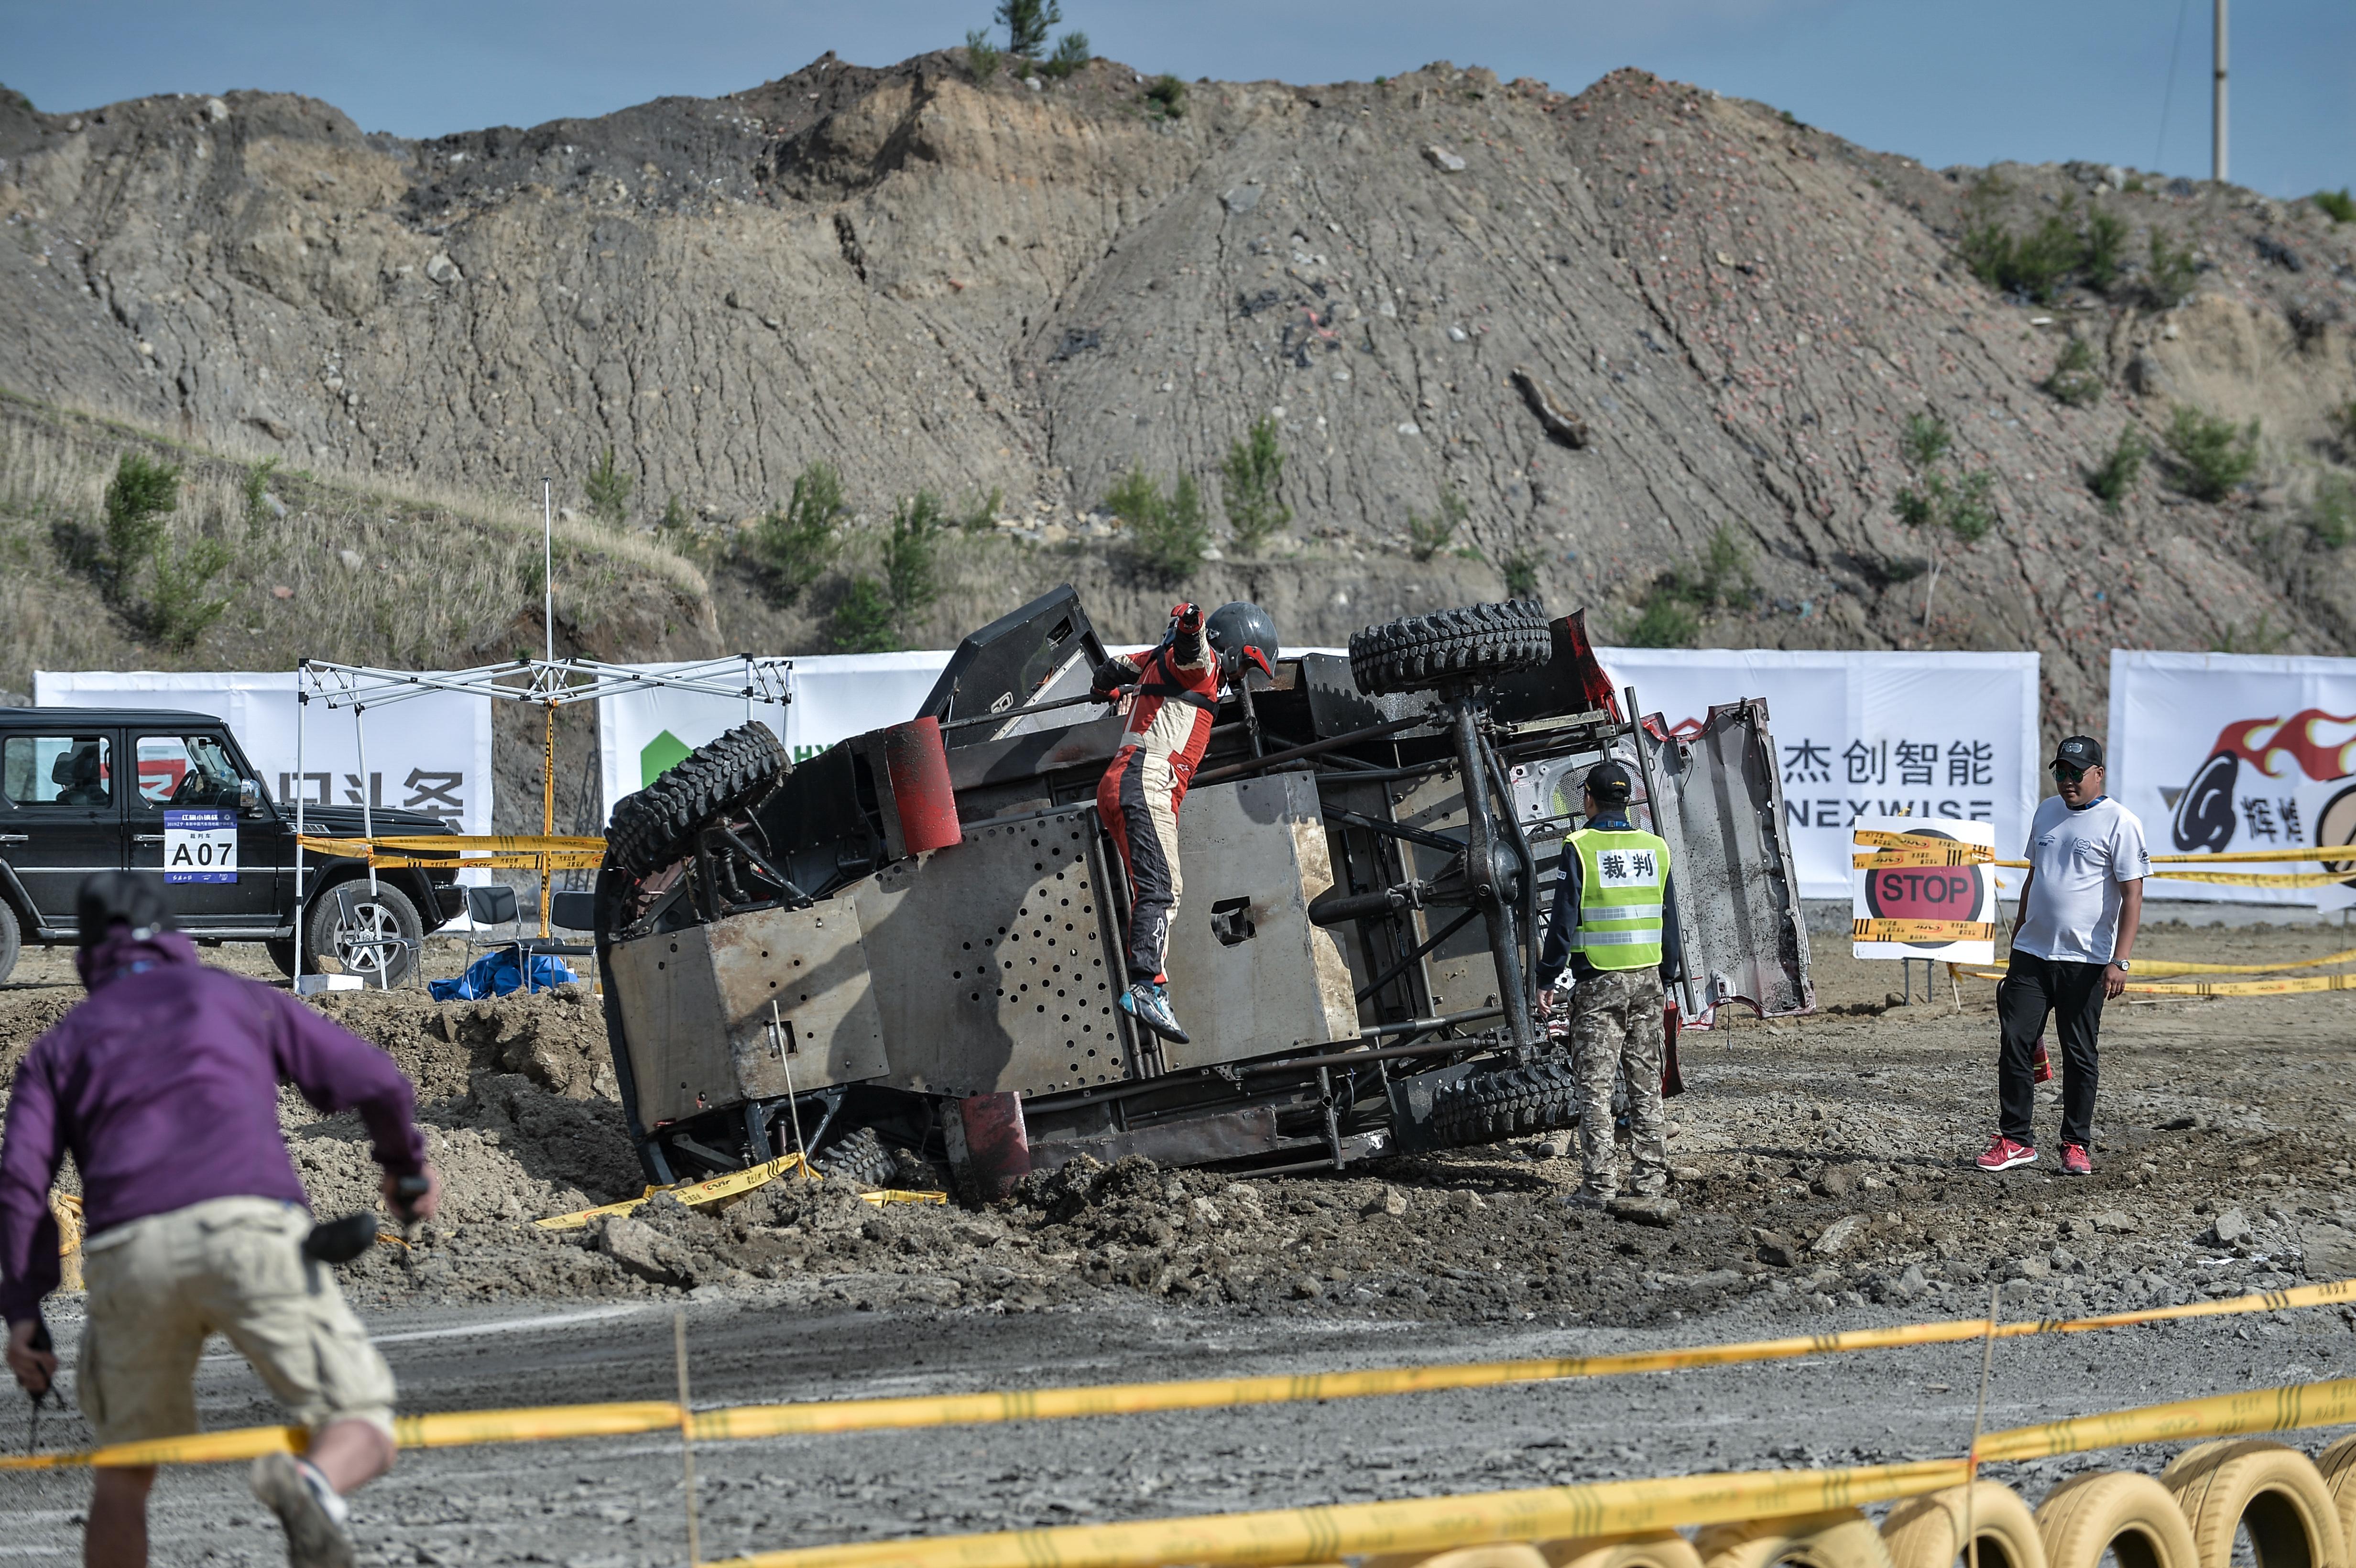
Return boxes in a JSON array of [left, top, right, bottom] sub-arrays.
[[1, 56, 2352, 730]]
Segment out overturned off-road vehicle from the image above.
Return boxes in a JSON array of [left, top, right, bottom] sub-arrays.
[[593, 589, 1811, 1194]]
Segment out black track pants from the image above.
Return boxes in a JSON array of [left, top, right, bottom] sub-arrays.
[[1996, 949, 2107, 1148]]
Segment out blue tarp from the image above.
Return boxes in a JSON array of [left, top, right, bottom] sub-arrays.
[[428, 947, 580, 1001]]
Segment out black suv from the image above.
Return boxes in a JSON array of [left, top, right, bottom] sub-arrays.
[[0, 708, 464, 985]]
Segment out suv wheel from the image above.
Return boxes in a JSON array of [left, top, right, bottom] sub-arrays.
[[304, 881, 424, 987], [0, 900, 19, 986]]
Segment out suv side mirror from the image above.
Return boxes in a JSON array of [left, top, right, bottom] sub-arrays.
[[240, 778, 263, 814]]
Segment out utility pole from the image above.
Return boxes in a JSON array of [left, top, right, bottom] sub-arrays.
[[2211, 0, 2228, 185]]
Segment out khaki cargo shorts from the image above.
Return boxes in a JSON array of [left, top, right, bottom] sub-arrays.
[[78, 1196, 396, 1448]]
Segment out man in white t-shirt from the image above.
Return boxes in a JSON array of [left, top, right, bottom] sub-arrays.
[[1976, 734, 2150, 1176]]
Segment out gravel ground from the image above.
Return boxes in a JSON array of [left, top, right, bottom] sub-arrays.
[[0, 922, 2353, 1565]]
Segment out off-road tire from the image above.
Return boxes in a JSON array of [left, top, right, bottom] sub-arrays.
[[608, 722, 789, 878], [1428, 1059, 1582, 1147], [302, 879, 425, 988], [1348, 600, 1551, 697], [813, 1127, 898, 1191], [0, 900, 20, 985]]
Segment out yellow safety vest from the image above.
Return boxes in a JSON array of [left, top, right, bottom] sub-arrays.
[[1569, 826, 1670, 971]]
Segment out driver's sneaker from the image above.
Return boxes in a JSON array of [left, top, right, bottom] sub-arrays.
[[251, 1452, 356, 1568], [1974, 1134, 2037, 1172], [1120, 981, 1190, 1045], [2060, 1143, 2094, 1176]]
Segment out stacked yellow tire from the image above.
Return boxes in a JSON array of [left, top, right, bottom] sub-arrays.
[[1879, 1441, 2353, 1568]]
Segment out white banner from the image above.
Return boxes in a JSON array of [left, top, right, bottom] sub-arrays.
[[2107, 650, 2356, 907], [595, 653, 953, 825], [34, 670, 494, 836], [1595, 648, 2041, 902]]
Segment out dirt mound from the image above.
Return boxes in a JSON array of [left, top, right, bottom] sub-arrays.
[[3, 61, 2350, 721]]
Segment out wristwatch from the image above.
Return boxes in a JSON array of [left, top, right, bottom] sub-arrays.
[[2110, 959, 2131, 971]]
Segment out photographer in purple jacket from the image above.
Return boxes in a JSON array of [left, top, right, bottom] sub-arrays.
[[1, 873, 441, 1568]]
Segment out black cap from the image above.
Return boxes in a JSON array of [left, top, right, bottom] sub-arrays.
[[2053, 735, 2104, 770], [76, 871, 174, 954], [1584, 759, 1634, 804]]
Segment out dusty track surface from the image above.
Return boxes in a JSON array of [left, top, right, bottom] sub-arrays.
[[2, 923, 2353, 1564]]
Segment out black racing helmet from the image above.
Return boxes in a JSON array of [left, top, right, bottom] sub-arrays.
[[1206, 601, 1279, 685]]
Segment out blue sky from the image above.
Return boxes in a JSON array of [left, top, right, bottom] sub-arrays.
[[4, 0, 2349, 198]]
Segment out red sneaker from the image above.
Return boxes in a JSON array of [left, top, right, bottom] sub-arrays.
[[2060, 1143, 2093, 1176], [1975, 1134, 2038, 1172]]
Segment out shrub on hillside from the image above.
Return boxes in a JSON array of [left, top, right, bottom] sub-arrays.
[[2087, 426, 2148, 514], [828, 577, 896, 653], [148, 534, 233, 651], [1220, 417, 1290, 555], [2043, 335, 2104, 408], [882, 490, 944, 637], [102, 451, 179, 600], [2143, 232, 2199, 309], [964, 30, 1001, 81], [2314, 188, 2355, 225], [1040, 32, 1091, 80], [2165, 406, 2258, 501], [1405, 489, 1467, 562], [584, 446, 633, 527], [1145, 75, 1187, 118], [1108, 465, 1208, 581], [748, 461, 846, 603]]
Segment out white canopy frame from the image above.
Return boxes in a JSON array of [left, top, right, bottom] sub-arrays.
[[289, 654, 792, 987]]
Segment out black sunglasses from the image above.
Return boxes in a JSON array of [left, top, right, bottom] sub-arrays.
[[2052, 761, 2095, 780]]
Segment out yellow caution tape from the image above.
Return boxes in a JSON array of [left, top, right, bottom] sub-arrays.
[[1852, 848, 1997, 869], [2124, 972, 2356, 997], [2151, 845, 2356, 864], [1976, 1375, 2356, 1462], [1852, 830, 1980, 850], [2086, 946, 2356, 978], [709, 1459, 1977, 1568], [2151, 868, 2352, 888], [534, 1153, 815, 1231], [11, 1279, 2353, 1474], [1853, 918, 1995, 942], [860, 1189, 950, 1207], [298, 834, 607, 854], [1961, 966, 2355, 995]]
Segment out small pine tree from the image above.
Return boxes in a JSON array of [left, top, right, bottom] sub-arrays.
[[828, 577, 896, 653], [1109, 466, 1208, 581], [2043, 336, 2104, 408], [584, 446, 633, 527], [1220, 417, 1291, 555], [2088, 426, 2148, 514], [964, 29, 1001, 80], [102, 451, 180, 600], [1040, 31, 1090, 79], [994, 0, 1059, 56], [882, 490, 944, 636], [2165, 405, 2259, 501], [148, 535, 234, 651], [749, 462, 847, 603]]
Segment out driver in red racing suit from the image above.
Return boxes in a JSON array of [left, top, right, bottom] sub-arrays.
[[1092, 604, 1222, 1046]]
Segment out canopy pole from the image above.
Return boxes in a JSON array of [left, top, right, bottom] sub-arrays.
[[541, 702, 556, 937], [293, 678, 306, 991], [354, 703, 377, 896], [541, 477, 555, 665]]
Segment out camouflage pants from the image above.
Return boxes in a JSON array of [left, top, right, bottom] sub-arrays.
[[1568, 965, 1668, 1196]]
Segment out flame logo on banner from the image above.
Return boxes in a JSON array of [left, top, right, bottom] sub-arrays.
[[2204, 710, 2356, 783], [2170, 710, 2356, 855]]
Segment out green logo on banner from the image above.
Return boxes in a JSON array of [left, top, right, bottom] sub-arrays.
[[640, 729, 692, 788]]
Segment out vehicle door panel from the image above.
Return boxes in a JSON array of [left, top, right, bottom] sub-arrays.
[[126, 733, 282, 929], [0, 731, 125, 932]]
